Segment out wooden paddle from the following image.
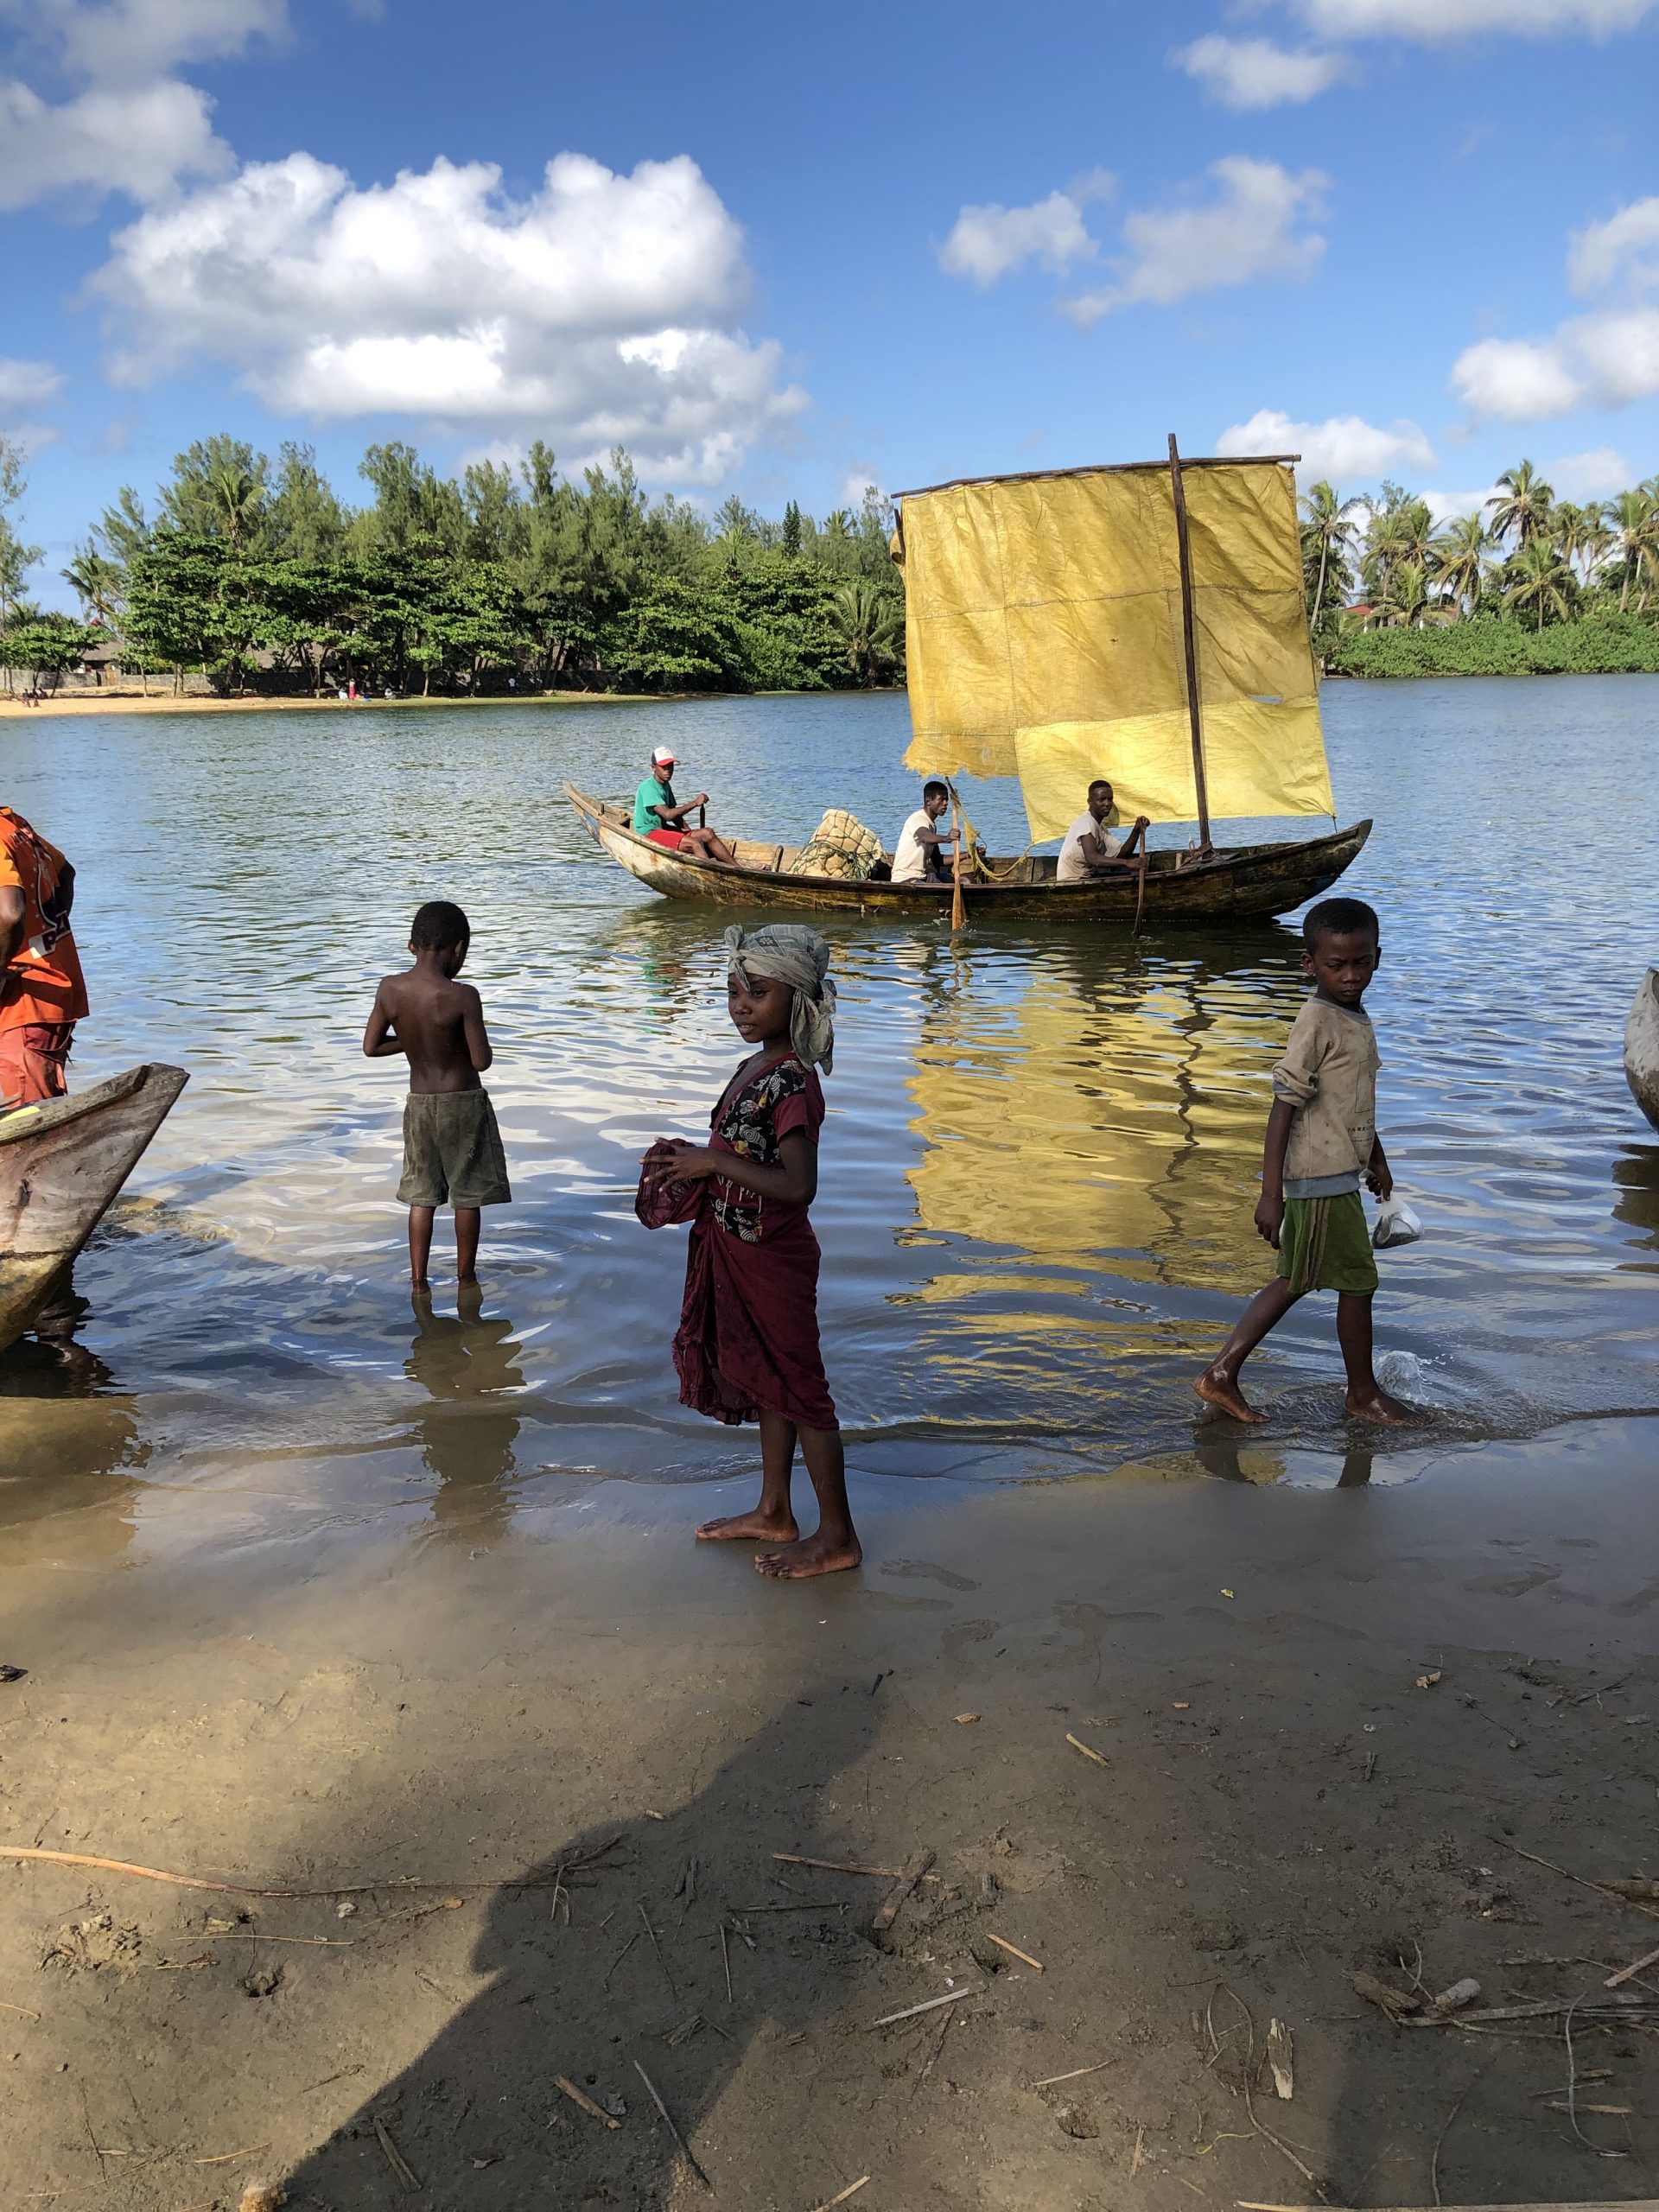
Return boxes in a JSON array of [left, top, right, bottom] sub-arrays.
[[948, 783, 967, 930]]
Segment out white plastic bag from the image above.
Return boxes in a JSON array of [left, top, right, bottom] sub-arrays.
[[1372, 1196, 1423, 1249]]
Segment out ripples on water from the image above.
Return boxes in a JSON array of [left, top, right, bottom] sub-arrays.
[[3, 678, 1656, 1554]]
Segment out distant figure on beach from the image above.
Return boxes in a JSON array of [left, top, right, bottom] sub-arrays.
[[1056, 779, 1150, 881], [1194, 896, 1427, 1427], [0, 806, 87, 1110], [891, 779, 962, 883], [639, 924, 860, 1580], [363, 899, 510, 1294], [632, 746, 735, 864]]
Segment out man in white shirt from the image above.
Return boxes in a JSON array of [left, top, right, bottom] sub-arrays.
[[1056, 779, 1150, 883], [891, 780, 961, 884]]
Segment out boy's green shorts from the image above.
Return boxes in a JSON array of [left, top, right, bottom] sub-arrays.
[[1275, 1191, 1378, 1296], [397, 1088, 512, 1210]]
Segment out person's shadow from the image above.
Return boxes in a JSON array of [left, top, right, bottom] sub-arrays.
[[283, 1677, 894, 2208]]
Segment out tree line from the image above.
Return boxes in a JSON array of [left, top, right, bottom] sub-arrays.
[[0, 433, 906, 697], [1300, 459, 1659, 675]]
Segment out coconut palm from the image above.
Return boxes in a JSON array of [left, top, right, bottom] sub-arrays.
[[61, 545, 124, 629], [207, 464, 267, 550], [1486, 461, 1555, 549], [1504, 538, 1575, 632], [1429, 512, 1491, 618], [1374, 556, 1430, 629], [1298, 479, 1362, 633], [829, 581, 901, 685]]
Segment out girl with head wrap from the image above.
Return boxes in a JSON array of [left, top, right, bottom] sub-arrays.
[[639, 925, 860, 1580]]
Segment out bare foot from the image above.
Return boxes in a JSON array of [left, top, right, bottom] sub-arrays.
[[410, 1278, 431, 1296], [1193, 1367, 1268, 1424], [458, 1269, 479, 1285], [1346, 1388, 1433, 1426], [754, 1530, 863, 1580], [696, 1510, 799, 1544]]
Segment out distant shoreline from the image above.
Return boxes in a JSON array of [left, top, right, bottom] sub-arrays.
[[0, 688, 716, 718]]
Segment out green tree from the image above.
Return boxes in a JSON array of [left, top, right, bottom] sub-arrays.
[[267, 443, 348, 564], [1299, 479, 1360, 639], [0, 434, 43, 694], [157, 435, 271, 548], [0, 613, 99, 696], [1504, 537, 1575, 631], [1486, 461, 1555, 549], [829, 580, 902, 684], [1428, 512, 1491, 619]]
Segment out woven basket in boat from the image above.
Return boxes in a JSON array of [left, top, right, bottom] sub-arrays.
[[789, 809, 885, 880]]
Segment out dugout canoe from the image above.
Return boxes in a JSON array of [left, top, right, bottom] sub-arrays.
[[1626, 967, 1659, 1134], [0, 1062, 188, 1351], [564, 786, 1370, 922]]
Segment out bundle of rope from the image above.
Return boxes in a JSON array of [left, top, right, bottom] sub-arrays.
[[790, 809, 886, 880]]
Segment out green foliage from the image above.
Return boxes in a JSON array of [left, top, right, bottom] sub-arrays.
[[0, 613, 99, 691], [44, 432, 906, 699], [1325, 612, 1659, 679]]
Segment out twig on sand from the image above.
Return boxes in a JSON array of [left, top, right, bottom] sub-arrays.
[[720, 1922, 733, 2005], [0, 1999, 41, 2018], [1563, 1996, 1627, 2161], [872, 1850, 935, 1941], [868, 1988, 972, 2031], [1605, 1942, 1659, 1989], [555, 2075, 620, 2130], [208, 1933, 353, 1947], [0, 1838, 627, 1898], [1066, 1732, 1109, 1768], [1215, 1986, 1330, 2204], [1428, 2062, 1488, 2207], [639, 1902, 676, 1997], [1501, 1841, 1659, 1923], [1129, 2123, 1145, 2177], [1032, 2060, 1113, 2088], [193, 2146, 268, 2166], [773, 1853, 909, 1879], [633, 2059, 713, 2194], [985, 1933, 1043, 1973], [372, 2115, 421, 2190], [603, 1931, 640, 1987], [808, 2179, 870, 2211]]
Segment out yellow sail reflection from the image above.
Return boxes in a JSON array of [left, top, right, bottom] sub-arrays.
[[899, 945, 1306, 1402]]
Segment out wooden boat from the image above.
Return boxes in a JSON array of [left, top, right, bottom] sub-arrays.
[[576, 436, 1373, 924], [566, 785, 1370, 920], [1626, 967, 1659, 1133], [0, 1063, 188, 1351]]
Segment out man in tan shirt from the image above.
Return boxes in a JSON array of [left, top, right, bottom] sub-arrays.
[[1193, 896, 1430, 1427]]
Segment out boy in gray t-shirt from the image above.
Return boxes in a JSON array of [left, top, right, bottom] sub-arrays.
[[1193, 896, 1429, 1428]]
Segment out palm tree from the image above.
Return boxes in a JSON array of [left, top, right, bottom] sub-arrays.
[[829, 582, 901, 685], [1486, 461, 1555, 549], [1429, 512, 1491, 618], [61, 545, 124, 628], [1298, 480, 1361, 634], [1504, 538, 1574, 632], [207, 464, 266, 550], [1375, 556, 1430, 629]]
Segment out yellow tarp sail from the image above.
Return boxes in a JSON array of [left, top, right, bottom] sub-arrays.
[[899, 461, 1333, 841]]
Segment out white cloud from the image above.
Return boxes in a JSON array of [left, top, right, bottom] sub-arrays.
[[1, 0, 287, 86], [1567, 196, 1659, 295], [937, 175, 1110, 286], [92, 149, 807, 480], [1421, 485, 1503, 525], [1296, 0, 1656, 37], [1066, 158, 1325, 325], [0, 77, 229, 209], [1216, 407, 1436, 481], [1549, 445, 1632, 498], [0, 358, 67, 413], [1451, 308, 1659, 418], [1174, 35, 1347, 109]]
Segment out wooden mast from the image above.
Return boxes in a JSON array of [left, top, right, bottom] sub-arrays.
[[1166, 432, 1213, 852]]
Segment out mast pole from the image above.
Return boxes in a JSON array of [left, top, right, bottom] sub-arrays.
[[1167, 433, 1213, 853]]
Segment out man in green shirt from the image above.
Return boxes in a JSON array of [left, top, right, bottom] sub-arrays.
[[631, 747, 735, 863]]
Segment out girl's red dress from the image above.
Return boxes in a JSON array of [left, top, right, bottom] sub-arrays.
[[657, 1052, 837, 1433]]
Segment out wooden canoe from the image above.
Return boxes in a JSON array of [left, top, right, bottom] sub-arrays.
[[0, 1062, 188, 1351], [1626, 967, 1659, 1134], [565, 786, 1371, 921]]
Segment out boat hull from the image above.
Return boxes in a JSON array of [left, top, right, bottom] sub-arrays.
[[1626, 968, 1659, 1134], [0, 1063, 188, 1351], [565, 787, 1370, 921]]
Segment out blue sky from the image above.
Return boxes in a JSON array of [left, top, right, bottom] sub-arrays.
[[3, 0, 1657, 591]]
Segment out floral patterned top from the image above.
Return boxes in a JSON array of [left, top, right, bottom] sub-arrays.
[[709, 1052, 824, 1243]]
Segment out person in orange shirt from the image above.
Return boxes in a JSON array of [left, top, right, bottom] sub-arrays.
[[0, 807, 89, 1110]]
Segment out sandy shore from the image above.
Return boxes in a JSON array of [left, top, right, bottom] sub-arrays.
[[3, 1415, 1657, 2209], [0, 690, 631, 718]]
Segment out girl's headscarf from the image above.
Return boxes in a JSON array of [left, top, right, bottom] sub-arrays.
[[723, 924, 836, 1073]]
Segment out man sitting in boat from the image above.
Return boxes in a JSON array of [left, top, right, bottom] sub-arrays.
[[1056, 780, 1150, 883], [890, 781, 963, 885], [0, 806, 88, 1110], [632, 748, 736, 866]]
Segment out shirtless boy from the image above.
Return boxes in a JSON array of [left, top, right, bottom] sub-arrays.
[[1194, 896, 1427, 1427], [364, 900, 510, 1293]]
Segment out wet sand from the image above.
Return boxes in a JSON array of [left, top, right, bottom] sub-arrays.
[[4, 1414, 1657, 2209]]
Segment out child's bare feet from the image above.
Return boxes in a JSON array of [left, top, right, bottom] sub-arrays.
[[754, 1530, 862, 1579], [410, 1277, 431, 1297], [1194, 1365, 1268, 1423], [696, 1509, 799, 1544], [1346, 1387, 1432, 1425]]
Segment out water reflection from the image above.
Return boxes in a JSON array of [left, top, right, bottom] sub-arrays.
[[0, 1336, 146, 1565], [404, 1290, 525, 1544], [1611, 1142, 1659, 1257]]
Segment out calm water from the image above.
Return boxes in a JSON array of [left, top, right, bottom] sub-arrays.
[[3, 678, 1657, 1553]]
